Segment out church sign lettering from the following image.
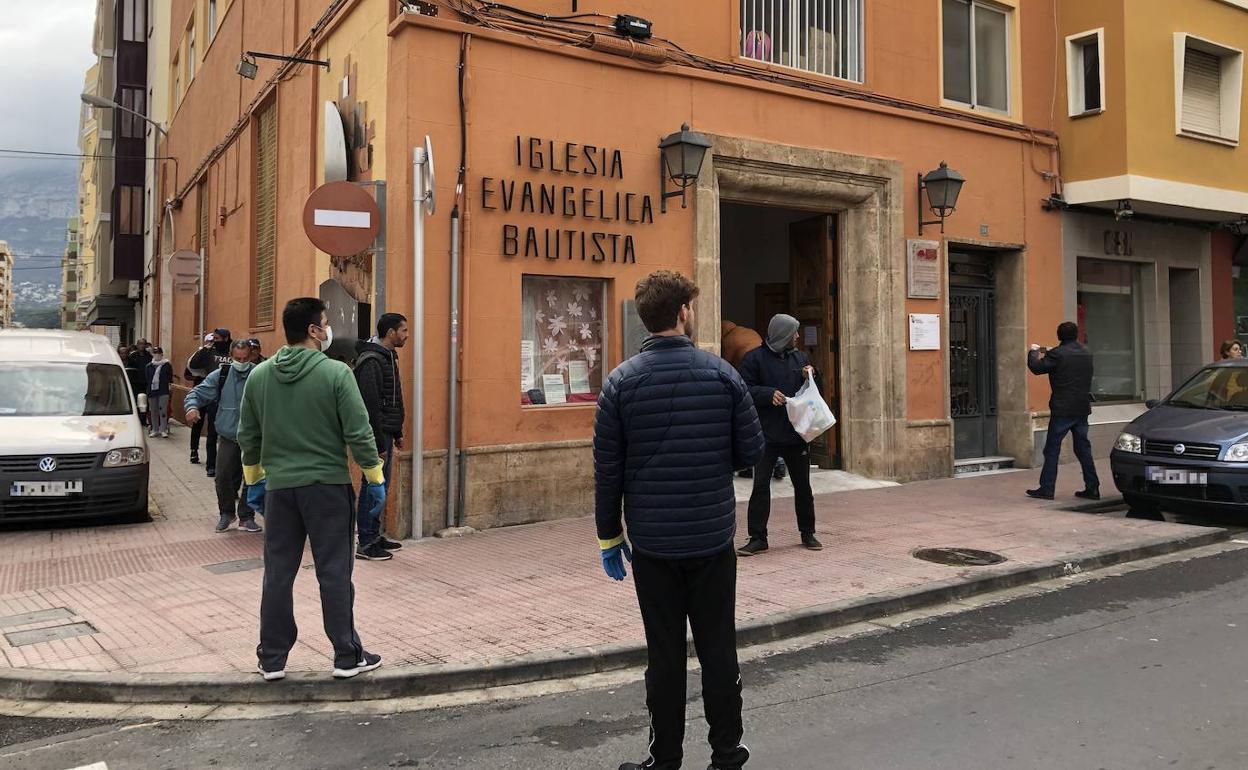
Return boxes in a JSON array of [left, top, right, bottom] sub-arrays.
[[481, 137, 656, 264]]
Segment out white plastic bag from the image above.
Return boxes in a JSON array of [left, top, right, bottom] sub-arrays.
[[785, 373, 836, 443]]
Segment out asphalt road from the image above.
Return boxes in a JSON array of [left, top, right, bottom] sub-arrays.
[[5, 543, 1248, 770]]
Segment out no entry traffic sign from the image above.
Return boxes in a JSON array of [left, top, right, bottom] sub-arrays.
[[302, 181, 381, 257]]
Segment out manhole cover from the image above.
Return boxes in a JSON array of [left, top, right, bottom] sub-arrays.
[[913, 547, 1007, 567]]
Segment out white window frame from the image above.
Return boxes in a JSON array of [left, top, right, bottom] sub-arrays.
[[207, 0, 218, 44], [941, 0, 1014, 115], [1174, 33, 1244, 146], [1065, 28, 1105, 117]]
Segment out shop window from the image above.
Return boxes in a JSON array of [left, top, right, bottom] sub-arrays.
[[1177, 35, 1244, 144], [942, 0, 1011, 113], [740, 0, 864, 82], [1066, 29, 1104, 116], [1234, 238, 1248, 338], [521, 276, 607, 407], [1077, 258, 1144, 402]]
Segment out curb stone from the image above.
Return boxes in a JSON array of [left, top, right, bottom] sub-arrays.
[[0, 526, 1228, 706]]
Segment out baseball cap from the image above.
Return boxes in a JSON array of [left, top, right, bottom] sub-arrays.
[[243, 338, 262, 349], [213, 328, 231, 339]]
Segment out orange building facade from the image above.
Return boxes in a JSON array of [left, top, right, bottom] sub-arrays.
[[158, 0, 1068, 536]]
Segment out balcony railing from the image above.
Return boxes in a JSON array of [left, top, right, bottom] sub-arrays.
[[741, 0, 864, 82]]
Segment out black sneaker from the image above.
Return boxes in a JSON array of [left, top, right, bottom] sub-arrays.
[[190, 452, 200, 465], [378, 537, 403, 550], [356, 542, 393, 561], [214, 513, 236, 533], [206, 468, 216, 479], [1075, 488, 1101, 501], [737, 538, 768, 557], [772, 466, 787, 480], [1025, 488, 1054, 500], [332, 651, 382, 679], [737, 468, 754, 479], [801, 533, 824, 551]]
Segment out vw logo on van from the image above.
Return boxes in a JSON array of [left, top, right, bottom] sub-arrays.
[[1173, 444, 1186, 456], [38, 456, 58, 473]]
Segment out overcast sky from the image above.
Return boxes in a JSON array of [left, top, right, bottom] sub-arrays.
[[0, 0, 99, 174]]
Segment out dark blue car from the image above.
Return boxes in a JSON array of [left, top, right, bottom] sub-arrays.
[[1110, 359, 1248, 515]]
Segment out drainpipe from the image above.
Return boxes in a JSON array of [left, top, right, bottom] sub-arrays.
[[446, 204, 461, 529]]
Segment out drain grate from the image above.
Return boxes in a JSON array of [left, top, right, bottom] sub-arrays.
[[0, 607, 75, 629], [203, 558, 265, 575], [5, 621, 98, 647], [913, 547, 1008, 567]]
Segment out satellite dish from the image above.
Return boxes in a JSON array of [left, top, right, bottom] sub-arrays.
[[324, 102, 348, 183], [421, 135, 435, 216]]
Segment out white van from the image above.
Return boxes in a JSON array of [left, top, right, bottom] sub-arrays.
[[0, 329, 149, 524]]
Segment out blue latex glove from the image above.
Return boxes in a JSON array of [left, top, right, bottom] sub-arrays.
[[601, 541, 633, 581], [364, 482, 387, 520], [245, 479, 267, 513]]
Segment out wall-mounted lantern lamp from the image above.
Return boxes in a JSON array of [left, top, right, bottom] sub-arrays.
[[917, 161, 965, 235], [236, 50, 330, 80], [659, 123, 712, 213], [1114, 199, 1134, 222]]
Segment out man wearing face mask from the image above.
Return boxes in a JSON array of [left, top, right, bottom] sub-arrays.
[[736, 314, 822, 557], [237, 298, 387, 681], [186, 329, 233, 475], [185, 339, 263, 534], [145, 347, 173, 438]]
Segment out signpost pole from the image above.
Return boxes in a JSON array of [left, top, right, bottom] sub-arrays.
[[412, 145, 428, 541]]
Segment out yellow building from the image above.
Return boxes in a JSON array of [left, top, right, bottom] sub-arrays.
[[1055, 0, 1248, 449], [61, 219, 81, 329], [77, 63, 101, 330], [0, 241, 13, 329]]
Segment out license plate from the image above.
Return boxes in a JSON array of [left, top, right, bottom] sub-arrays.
[[1146, 467, 1208, 486], [9, 481, 84, 497]]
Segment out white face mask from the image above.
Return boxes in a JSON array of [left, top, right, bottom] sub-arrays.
[[232, 360, 255, 373], [315, 324, 334, 351], [153, 355, 165, 363]]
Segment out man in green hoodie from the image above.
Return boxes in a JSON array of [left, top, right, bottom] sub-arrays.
[[238, 297, 388, 681]]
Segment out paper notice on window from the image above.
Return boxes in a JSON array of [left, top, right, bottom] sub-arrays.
[[803, 326, 818, 347], [520, 340, 535, 390], [568, 361, 591, 394], [542, 373, 567, 404]]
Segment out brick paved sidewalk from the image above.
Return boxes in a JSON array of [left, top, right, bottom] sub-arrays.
[[0, 424, 1218, 677]]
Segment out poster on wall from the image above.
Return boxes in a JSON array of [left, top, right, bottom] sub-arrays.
[[908, 313, 941, 351], [542, 373, 568, 405], [520, 339, 535, 390], [568, 361, 592, 395], [907, 239, 941, 299]]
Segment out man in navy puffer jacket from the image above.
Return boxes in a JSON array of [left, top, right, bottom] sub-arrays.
[[594, 270, 764, 770]]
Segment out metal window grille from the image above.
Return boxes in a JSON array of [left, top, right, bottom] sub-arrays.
[[741, 0, 864, 82], [252, 103, 277, 328]]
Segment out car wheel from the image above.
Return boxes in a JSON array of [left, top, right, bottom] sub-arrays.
[[1123, 493, 1162, 519]]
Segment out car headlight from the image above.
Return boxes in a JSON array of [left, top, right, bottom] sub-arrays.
[[103, 447, 147, 467], [1225, 443, 1248, 462], [1114, 432, 1142, 453]]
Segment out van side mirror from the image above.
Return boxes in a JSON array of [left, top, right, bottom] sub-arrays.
[[1145, 399, 1159, 409]]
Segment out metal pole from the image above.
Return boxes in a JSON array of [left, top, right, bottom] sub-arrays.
[[412, 147, 426, 540], [446, 205, 461, 529]]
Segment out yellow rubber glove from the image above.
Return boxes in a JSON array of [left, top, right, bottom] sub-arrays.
[[242, 465, 266, 486], [362, 464, 385, 485]]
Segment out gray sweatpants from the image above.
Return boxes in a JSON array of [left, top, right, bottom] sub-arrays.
[[258, 483, 364, 671]]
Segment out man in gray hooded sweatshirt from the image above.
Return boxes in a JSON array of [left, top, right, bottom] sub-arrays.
[[737, 314, 822, 556]]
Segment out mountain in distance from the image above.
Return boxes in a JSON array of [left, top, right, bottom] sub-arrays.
[[0, 164, 77, 325]]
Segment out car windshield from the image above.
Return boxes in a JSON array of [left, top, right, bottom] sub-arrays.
[[0, 362, 133, 417], [1166, 366, 1248, 411]]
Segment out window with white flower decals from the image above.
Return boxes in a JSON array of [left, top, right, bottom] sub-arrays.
[[521, 276, 608, 407]]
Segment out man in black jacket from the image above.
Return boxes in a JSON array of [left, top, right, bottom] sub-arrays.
[[594, 270, 764, 770], [1027, 321, 1100, 500], [186, 328, 232, 475], [353, 313, 408, 561], [737, 314, 822, 556]]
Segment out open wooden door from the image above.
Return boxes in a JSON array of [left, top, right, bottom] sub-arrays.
[[788, 215, 841, 469]]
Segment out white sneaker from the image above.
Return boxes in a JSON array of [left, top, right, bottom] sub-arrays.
[[332, 651, 382, 679], [257, 663, 285, 681]]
